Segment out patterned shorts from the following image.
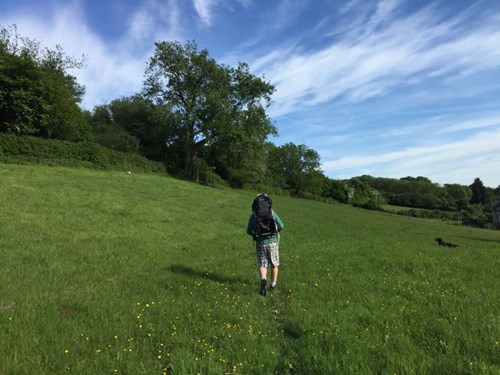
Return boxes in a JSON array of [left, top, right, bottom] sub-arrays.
[[256, 242, 280, 268]]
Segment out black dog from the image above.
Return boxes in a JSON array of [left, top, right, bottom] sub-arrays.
[[434, 237, 458, 248]]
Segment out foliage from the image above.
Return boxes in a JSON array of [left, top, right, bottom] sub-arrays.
[[89, 97, 177, 156], [266, 142, 322, 196], [0, 25, 91, 141], [203, 63, 277, 186], [323, 178, 350, 203], [494, 185, 500, 199], [194, 158, 228, 188], [93, 129, 140, 154], [109, 96, 180, 162], [360, 175, 445, 210], [443, 183, 471, 210], [383, 206, 463, 221], [469, 177, 490, 205], [356, 175, 498, 228], [345, 177, 385, 210], [143, 40, 276, 181], [0, 133, 165, 173], [462, 204, 493, 228], [1, 164, 499, 374]]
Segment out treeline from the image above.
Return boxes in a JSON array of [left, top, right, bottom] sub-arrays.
[[1, 25, 499, 228], [0, 25, 327, 193], [340, 176, 499, 228]]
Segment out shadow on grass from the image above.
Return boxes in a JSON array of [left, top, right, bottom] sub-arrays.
[[166, 264, 251, 286]]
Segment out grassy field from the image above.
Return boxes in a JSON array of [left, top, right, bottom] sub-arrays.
[[0, 163, 499, 374]]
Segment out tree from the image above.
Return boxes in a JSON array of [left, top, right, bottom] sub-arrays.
[[470, 177, 489, 205], [203, 62, 276, 186], [493, 185, 500, 203], [143, 40, 275, 180], [347, 177, 383, 209], [109, 96, 178, 162], [0, 25, 90, 141], [324, 178, 349, 203], [89, 104, 140, 153], [443, 184, 471, 210], [267, 143, 322, 196]]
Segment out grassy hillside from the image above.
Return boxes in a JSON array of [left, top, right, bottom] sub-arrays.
[[0, 163, 499, 374]]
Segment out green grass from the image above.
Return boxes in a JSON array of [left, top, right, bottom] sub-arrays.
[[1, 163, 499, 374]]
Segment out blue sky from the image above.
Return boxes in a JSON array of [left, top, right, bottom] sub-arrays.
[[2, 0, 500, 187]]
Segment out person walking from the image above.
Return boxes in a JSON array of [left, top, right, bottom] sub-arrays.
[[246, 193, 284, 296]]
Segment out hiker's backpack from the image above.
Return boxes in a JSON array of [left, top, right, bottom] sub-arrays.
[[252, 194, 277, 240]]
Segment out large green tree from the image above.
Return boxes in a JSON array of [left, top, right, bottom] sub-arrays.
[[470, 177, 489, 205], [203, 63, 277, 186], [0, 25, 90, 140], [267, 143, 322, 196], [443, 183, 471, 210], [143, 40, 275, 180]]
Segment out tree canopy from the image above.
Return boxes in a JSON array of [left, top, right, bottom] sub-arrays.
[[266, 143, 322, 196], [470, 177, 489, 205], [143, 40, 276, 181], [0, 25, 91, 141]]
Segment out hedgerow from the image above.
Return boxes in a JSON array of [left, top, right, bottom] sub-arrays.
[[0, 133, 166, 174]]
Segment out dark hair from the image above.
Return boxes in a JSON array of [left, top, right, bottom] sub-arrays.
[[252, 193, 272, 210]]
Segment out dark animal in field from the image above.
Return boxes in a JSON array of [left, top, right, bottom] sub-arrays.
[[434, 237, 458, 248]]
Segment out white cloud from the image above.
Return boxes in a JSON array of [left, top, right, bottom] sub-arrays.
[[439, 116, 500, 133], [338, 0, 366, 15], [124, 0, 185, 48], [192, 0, 219, 26], [128, 6, 155, 40], [323, 127, 500, 186], [0, 0, 187, 109], [262, 4, 500, 117]]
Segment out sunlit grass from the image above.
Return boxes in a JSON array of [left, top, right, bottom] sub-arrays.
[[1, 163, 499, 374]]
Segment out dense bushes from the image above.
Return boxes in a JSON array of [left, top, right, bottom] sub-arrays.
[[461, 204, 494, 228], [387, 207, 463, 221], [0, 133, 165, 173]]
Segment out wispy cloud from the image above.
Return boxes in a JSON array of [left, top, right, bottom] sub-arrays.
[[439, 116, 500, 134], [261, 3, 500, 117], [0, 0, 187, 108], [192, 0, 219, 26], [128, 6, 155, 40], [338, 0, 365, 15], [191, 0, 253, 27], [125, 0, 185, 47], [268, 0, 308, 32], [323, 126, 500, 186]]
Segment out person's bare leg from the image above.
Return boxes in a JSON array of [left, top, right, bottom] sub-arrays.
[[271, 266, 278, 288], [259, 266, 267, 280]]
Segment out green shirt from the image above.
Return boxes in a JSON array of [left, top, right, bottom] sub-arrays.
[[246, 211, 284, 245]]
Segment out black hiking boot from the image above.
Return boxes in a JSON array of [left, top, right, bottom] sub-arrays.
[[260, 279, 267, 296]]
